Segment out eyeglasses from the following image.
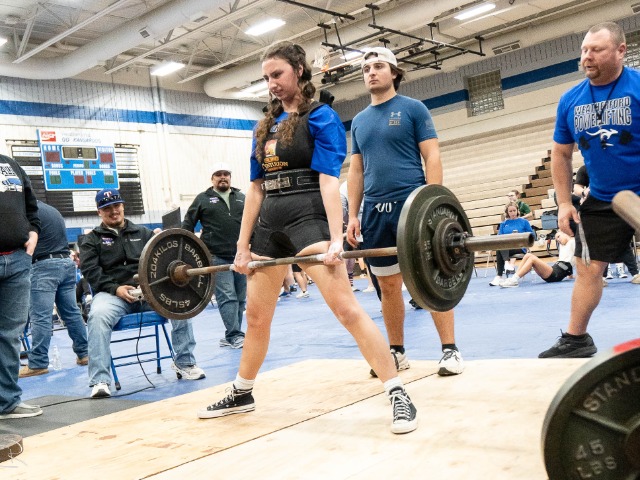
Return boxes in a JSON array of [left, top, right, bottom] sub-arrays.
[[97, 194, 122, 208]]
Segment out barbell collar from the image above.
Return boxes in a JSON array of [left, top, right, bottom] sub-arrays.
[[612, 190, 640, 232]]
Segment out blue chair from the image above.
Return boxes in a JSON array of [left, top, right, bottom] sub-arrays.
[[109, 311, 174, 391], [19, 318, 31, 358]]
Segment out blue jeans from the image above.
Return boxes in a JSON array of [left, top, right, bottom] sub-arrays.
[[29, 258, 88, 369], [87, 292, 198, 387], [0, 250, 31, 414], [212, 256, 246, 342]]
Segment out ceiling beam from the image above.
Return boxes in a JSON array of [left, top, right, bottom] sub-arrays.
[[14, 0, 135, 64]]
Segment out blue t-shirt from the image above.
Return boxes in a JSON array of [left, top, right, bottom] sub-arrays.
[[554, 67, 640, 202], [249, 104, 346, 181], [498, 217, 534, 236], [351, 95, 437, 202], [498, 217, 535, 253]]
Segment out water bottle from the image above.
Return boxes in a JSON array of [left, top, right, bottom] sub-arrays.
[[51, 345, 62, 371]]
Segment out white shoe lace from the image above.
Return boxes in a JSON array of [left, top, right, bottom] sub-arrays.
[[208, 387, 237, 410], [440, 349, 458, 364], [390, 389, 412, 422]]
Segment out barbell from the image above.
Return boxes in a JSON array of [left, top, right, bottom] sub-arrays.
[[541, 190, 640, 480], [136, 184, 534, 320]]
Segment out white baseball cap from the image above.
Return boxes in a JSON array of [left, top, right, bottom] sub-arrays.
[[361, 47, 398, 69], [212, 161, 232, 175]]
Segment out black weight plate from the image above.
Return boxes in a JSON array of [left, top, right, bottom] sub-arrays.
[[397, 185, 474, 312], [542, 339, 640, 479], [138, 228, 214, 320]]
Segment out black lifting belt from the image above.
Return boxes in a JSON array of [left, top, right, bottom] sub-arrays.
[[263, 168, 320, 196]]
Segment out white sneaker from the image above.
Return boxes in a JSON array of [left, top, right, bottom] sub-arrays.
[[172, 363, 206, 380], [362, 286, 376, 293], [296, 291, 310, 298], [631, 273, 640, 284], [0, 402, 43, 419], [370, 349, 410, 377], [90, 383, 111, 398], [617, 265, 628, 278], [500, 277, 519, 288], [489, 275, 503, 286], [606, 268, 614, 279], [438, 349, 464, 376]]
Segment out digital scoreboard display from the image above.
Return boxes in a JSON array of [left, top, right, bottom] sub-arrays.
[[38, 129, 119, 191]]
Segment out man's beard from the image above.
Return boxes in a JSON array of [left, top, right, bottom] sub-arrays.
[[216, 182, 230, 192]]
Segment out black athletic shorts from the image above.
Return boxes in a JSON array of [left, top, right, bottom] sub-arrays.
[[544, 261, 573, 283], [251, 191, 330, 258], [575, 195, 636, 263]]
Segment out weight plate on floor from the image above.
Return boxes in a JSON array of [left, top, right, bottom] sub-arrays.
[[542, 339, 640, 479], [138, 228, 214, 320], [397, 184, 474, 312]]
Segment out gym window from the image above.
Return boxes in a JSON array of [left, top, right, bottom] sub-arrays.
[[466, 70, 504, 117], [625, 30, 640, 68]]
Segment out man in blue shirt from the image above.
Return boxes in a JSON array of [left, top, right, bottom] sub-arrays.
[[347, 47, 464, 377], [539, 22, 640, 358]]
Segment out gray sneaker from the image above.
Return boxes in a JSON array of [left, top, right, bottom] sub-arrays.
[[230, 337, 244, 349], [0, 402, 43, 419]]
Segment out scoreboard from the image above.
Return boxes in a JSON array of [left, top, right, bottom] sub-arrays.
[[38, 129, 119, 191]]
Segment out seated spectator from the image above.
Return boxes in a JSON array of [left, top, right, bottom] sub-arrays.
[[80, 188, 205, 399], [500, 231, 575, 287], [490, 202, 536, 286], [507, 189, 533, 220]]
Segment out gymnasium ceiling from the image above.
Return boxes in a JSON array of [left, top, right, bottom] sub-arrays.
[[0, 0, 636, 101]]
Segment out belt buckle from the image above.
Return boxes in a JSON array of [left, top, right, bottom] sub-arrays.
[[276, 177, 291, 189]]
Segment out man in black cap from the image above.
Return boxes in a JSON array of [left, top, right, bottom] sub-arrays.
[[80, 188, 205, 398]]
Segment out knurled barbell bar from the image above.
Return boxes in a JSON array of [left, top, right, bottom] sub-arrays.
[[136, 184, 533, 319]]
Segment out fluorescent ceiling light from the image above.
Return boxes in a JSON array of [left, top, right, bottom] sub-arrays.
[[241, 80, 267, 94], [454, 3, 496, 20], [0, 37, 7, 47], [245, 18, 285, 36], [150, 61, 184, 76]]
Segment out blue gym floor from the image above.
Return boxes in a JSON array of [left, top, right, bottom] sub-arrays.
[[14, 268, 638, 408]]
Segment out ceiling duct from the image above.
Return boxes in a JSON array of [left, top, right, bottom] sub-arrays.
[[0, 0, 230, 80], [492, 40, 521, 55]]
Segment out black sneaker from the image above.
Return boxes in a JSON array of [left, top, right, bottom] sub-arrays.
[[409, 298, 423, 310], [197, 387, 255, 419], [389, 387, 418, 434], [538, 332, 597, 358]]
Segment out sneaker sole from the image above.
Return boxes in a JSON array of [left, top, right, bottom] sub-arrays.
[[198, 404, 255, 419], [540, 346, 598, 359], [0, 410, 44, 419], [370, 363, 410, 378], [391, 418, 418, 434], [91, 391, 111, 399], [438, 365, 464, 376]]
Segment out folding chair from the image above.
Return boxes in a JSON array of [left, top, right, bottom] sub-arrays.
[[109, 311, 174, 391]]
